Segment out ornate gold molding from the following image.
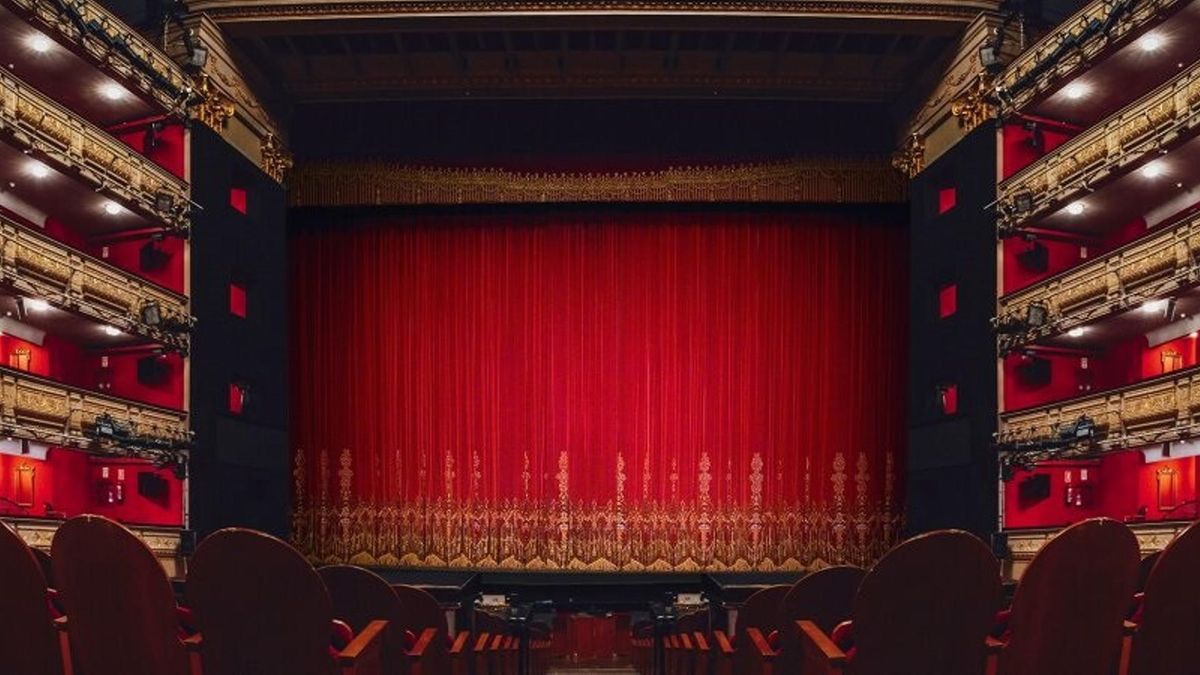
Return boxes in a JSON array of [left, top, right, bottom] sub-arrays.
[[997, 60, 1200, 231], [998, 365, 1200, 451], [171, 15, 288, 184], [1003, 520, 1190, 579], [191, 0, 997, 22], [0, 367, 189, 452], [890, 135, 924, 179], [4, 517, 185, 576], [261, 134, 294, 184], [950, 72, 997, 133], [0, 71, 191, 231], [1, 0, 193, 116], [997, 209, 1200, 353], [290, 158, 906, 207], [192, 73, 236, 132], [0, 215, 190, 353], [996, 0, 1187, 117]]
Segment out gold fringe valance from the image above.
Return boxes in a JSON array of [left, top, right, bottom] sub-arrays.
[[290, 158, 907, 207]]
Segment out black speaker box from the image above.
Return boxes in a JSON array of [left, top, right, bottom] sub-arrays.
[[137, 355, 170, 384], [138, 471, 169, 499], [1018, 473, 1051, 504], [1017, 242, 1049, 272], [1016, 356, 1052, 386]]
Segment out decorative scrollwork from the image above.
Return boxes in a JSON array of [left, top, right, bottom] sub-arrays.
[[891, 134, 925, 178]]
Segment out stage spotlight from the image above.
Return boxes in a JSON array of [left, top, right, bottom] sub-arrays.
[[26, 33, 53, 53], [1012, 191, 1035, 215], [1026, 303, 1048, 328], [1066, 201, 1086, 216], [154, 191, 174, 213], [1067, 326, 1087, 338], [141, 300, 162, 327], [979, 43, 1002, 70], [1138, 33, 1165, 52]]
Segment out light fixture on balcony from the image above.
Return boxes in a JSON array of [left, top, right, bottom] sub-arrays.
[[98, 82, 127, 101], [101, 325, 121, 337], [25, 33, 53, 53], [141, 301, 161, 326], [1062, 82, 1090, 100], [1067, 326, 1087, 338], [25, 298, 49, 312], [24, 161, 50, 179], [102, 201, 122, 216], [1138, 33, 1165, 52], [1141, 161, 1165, 179], [1141, 299, 1169, 315], [1066, 201, 1086, 216]]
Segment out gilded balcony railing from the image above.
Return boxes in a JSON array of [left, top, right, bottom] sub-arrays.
[[1003, 521, 1191, 578], [996, 0, 1184, 116], [0, 71, 190, 231], [0, 215, 190, 353], [0, 367, 188, 452], [996, 58, 1200, 231], [997, 209, 1200, 352], [2, 0, 192, 115], [998, 365, 1200, 449]]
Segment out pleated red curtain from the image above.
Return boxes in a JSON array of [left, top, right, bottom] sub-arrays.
[[290, 207, 907, 571]]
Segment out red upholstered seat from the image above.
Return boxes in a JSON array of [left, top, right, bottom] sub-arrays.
[[830, 619, 857, 661], [766, 630, 779, 650], [990, 607, 1012, 642], [1125, 592, 1145, 625], [45, 589, 65, 620]]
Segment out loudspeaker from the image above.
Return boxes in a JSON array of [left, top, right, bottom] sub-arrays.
[[1017, 242, 1049, 272], [137, 355, 170, 384], [1016, 356, 1051, 385], [137, 471, 169, 499], [1018, 473, 1051, 504], [140, 240, 171, 271]]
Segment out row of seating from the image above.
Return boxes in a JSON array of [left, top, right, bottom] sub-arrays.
[[635, 517, 1200, 675], [0, 515, 548, 675]]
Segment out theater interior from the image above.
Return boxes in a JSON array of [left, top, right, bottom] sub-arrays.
[[2, 0, 1200, 673]]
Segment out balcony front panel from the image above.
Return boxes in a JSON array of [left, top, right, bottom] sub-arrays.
[[0, 367, 188, 452], [997, 60, 1200, 231], [2, 0, 191, 117], [5, 516, 185, 575], [999, 365, 1200, 449], [996, 0, 1186, 117], [0, 216, 189, 352], [997, 209, 1200, 352], [1003, 520, 1190, 578], [0, 72, 189, 231]]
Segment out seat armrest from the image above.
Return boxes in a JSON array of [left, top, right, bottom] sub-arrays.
[[53, 616, 68, 632], [713, 630, 735, 656], [985, 636, 1004, 655], [183, 634, 204, 652], [746, 627, 777, 659], [797, 620, 846, 674], [337, 619, 388, 666], [1122, 620, 1138, 636], [693, 632, 710, 653], [449, 631, 470, 655], [473, 632, 492, 653], [405, 627, 437, 658]]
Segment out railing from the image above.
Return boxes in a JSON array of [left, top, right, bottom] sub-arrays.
[[998, 364, 1200, 448], [0, 71, 190, 231], [996, 0, 1184, 116], [997, 208, 1200, 352], [2, 0, 192, 115], [996, 58, 1200, 231], [1004, 520, 1190, 579], [0, 214, 190, 353], [0, 367, 188, 451]]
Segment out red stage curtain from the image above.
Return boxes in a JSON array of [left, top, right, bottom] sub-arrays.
[[290, 207, 907, 571]]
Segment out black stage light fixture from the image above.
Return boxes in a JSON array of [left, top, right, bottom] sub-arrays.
[[1022, 120, 1045, 153], [1017, 241, 1049, 272], [154, 191, 173, 213], [1012, 191, 1035, 215], [980, 43, 1002, 70], [141, 300, 162, 326], [13, 296, 26, 322], [140, 235, 170, 271], [1025, 302, 1048, 328], [1167, 297, 1179, 322]]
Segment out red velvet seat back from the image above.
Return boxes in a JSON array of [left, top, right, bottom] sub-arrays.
[[187, 528, 336, 675], [1134, 550, 1161, 594], [1001, 518, 1139, 675], [777, 565, 865, 672], [50, 515, 187, 675], [319, 565, 408, 674], [1129, 521, 1200, 675], [392, 584, 450, 666], [31, 546, 54, 588], [850, 530, 999, 675], [0, 522, 61, 675], [734, 584, 790, 672]]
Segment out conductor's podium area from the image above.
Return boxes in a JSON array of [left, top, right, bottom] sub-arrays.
[[2, 515, 1199, 675]]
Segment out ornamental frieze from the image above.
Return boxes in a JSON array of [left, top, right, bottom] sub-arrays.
[[998, 59, 1200, 231], [1003, 521, 1190, 579]]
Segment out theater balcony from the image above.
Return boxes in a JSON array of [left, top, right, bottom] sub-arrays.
[[996, 0, 1200, 126], [0, 0, 192, 122], [0, 70, 190, 234], [997, 53, 1200, 235], [0, 211, 189, 352]]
